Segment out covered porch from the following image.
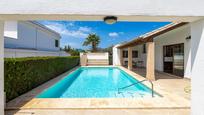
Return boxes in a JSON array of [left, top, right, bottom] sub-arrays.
[[116, 22, 188, 81]]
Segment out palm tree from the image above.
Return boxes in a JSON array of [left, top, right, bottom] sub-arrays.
[[83, 34, 100, 52]]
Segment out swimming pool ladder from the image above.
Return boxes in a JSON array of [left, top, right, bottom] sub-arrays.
[[118, 79, 154, 97]]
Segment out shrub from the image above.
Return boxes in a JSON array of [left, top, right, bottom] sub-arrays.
[[4, 56, 79, 102]]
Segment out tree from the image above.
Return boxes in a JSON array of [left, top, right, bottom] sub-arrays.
[[63, 45, 72, 52], [69, 49, 80, 56], [64, 45, 68, 51], [102, 45, 113, 54], [67, 45, 71, 52], [63, 45, 80, 56], [83, 34, 100, 52]]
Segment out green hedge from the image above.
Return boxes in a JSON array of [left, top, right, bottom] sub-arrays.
[[4, 56, 79, 101]]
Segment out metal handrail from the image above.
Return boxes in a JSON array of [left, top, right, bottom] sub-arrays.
[[118, 79, 154, 97]]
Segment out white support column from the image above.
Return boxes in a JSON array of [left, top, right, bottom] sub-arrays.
[[0, 21, 4, 115], [191, 19, 204, 115], [128, 47, 132, 70], [112, 45, 122, 66], [146, 42, 155, 81]]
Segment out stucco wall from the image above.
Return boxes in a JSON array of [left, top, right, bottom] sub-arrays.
[[4, 21, 60, 51], [112, 45, 121, 65], [80, 52, 109, 60], [4, 21, 17, 39], [154, 24, 191, 78], [190, 19, 204, 115], [36, 29, 59, 51]]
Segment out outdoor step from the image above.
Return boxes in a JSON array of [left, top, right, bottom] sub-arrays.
[[87, 64, 109, 65], [88, 59, 108, 61], [87, 63, 109, 65], [87, 61, 108, 63], [87, 59, 109, 65], [87, 62, 109, 64], [114, 92, 135, 98], [114, 92, 124, 98], [115, 91, 157, 98], [88, 60, 108, 62], [88, 61, 108, 62]]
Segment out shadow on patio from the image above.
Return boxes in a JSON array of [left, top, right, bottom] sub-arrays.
[[130, 67, 183, 80], [122, 66, 190, 100]]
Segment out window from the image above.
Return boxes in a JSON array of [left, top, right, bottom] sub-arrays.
[[143, 44, 146, 53], [132, 50, 138, 58], [123, 51, 128, 58], [55, 40, 59, 47]]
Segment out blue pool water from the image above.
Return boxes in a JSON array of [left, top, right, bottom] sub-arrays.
[[37, 67, 157, 98]]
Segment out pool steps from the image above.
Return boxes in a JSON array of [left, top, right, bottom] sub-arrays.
[[114, 92, 155, 98]]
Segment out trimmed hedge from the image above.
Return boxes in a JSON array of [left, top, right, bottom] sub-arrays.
[[4, 56, 79, 101]]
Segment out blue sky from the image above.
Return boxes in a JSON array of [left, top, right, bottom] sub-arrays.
[[38, 21, 170, 49]]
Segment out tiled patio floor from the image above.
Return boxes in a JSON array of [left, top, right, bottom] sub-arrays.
[[5, 66, 190, 115], [131, 67, 190, 100]]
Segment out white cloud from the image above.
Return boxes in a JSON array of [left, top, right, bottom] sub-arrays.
[[109, 32, 119, 37], [79, 27, 91, 32], [108, 32, 124, 37], [43, 22, 91, 38]]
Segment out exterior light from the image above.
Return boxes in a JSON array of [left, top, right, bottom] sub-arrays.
[[186, 36, 191, 40], [104, 16, 117, 24]]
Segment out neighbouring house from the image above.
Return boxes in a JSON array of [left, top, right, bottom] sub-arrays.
[[4, 21, 69, 58], [113, 22, 191, 79]]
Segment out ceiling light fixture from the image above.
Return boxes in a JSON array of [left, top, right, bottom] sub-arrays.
[[104, 16, 117, 24]]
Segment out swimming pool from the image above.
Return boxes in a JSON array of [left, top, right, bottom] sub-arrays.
[[37, 67, 157, 98]]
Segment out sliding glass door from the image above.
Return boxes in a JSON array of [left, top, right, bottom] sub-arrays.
[[173, 44, 184, 76], [163, 43, 184, 77]]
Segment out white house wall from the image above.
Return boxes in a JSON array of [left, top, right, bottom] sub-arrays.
[[5, 22, 37, 49], [4, 21, 60, 51], [154, 24, 191, 78], [121, 45, 147, 67], [18, 22, 37, 49], [4, 21, 17, 39], [85, 53, 109, 60], [112, 45, 121, 65], [113, 24, 191, 78], [36, 29, 59, 51]]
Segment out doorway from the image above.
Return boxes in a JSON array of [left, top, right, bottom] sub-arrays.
[[163, 43, 184, 77]]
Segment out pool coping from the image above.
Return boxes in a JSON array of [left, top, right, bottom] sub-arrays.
[[6, 66, 190, 110]]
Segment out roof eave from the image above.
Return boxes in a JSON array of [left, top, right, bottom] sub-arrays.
[[117, 22, 188, 49], [29, 21, 61, 38]]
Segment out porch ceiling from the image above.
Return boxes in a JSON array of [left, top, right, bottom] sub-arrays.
[[0, 15, 202, 22], [1, 0, 204, 21], [117, 22, 188, 49]]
